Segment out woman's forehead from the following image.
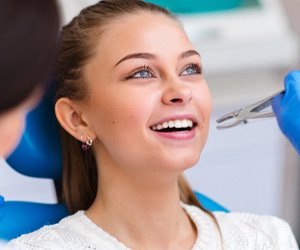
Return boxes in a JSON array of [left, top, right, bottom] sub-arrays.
[[93, 12, 192, 64]]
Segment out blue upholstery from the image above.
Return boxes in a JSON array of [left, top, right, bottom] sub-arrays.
[[7, 87, 62, 180], [0, 83, 228, 241], [195, 191, 228, 212], [0, 86, 68, 241], [0, 196, 68, 241]]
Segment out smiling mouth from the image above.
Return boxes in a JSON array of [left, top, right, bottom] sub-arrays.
[[150, 119, 197, 132]]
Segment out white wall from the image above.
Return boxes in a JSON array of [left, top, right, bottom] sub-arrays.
[[0, 158, 56, 203], [186, 71, 289, 216]]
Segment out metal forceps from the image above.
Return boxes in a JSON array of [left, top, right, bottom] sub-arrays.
[[216, 88, 285, 130]]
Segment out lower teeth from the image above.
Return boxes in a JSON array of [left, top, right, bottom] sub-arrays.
[[156, 127, 192, 132]]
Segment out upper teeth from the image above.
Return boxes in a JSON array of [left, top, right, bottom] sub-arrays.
[[151, 119, 194, 131]]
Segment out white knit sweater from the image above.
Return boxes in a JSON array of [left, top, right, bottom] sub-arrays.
[[7, 204, 299, 250]]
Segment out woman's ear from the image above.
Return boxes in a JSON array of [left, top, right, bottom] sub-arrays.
[[55, 97, 95, 141]]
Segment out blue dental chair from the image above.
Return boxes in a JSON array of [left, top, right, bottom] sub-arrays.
[[0, 83, 228, 241], [0, 86, 68, 241]]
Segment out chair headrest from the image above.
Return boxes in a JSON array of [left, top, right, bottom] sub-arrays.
[[7, 85, 62, 180]]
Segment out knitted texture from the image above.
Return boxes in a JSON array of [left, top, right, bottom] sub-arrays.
[[7, 204, 299, 250]]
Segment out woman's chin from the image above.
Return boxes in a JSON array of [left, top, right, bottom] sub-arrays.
[[157, 152, 201, 173]]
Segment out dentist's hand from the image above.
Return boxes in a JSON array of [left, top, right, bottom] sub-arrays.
[[272, 71, 300, 155]]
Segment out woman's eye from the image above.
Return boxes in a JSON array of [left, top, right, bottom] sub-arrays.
[[180, 64, 202, 76], [134, 70, 153, 78], [126, 66, 155, 79]]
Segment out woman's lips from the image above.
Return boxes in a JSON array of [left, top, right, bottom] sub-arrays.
[[149, 114, 197, 128], [149, 114, 198, 140], [151, 126, 196, 140]]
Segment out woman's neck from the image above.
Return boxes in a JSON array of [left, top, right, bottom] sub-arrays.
[[86, 172, 197, 250]]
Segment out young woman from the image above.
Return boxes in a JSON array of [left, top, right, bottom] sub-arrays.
[[0, 0, 59, 158], [8, 0, 298, 249]]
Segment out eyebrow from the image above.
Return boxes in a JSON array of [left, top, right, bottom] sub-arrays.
[[114, 53, 157, 67], [114, 49, 200, 67], [179, 50, 201, 60]]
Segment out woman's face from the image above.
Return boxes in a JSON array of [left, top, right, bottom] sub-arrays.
[[82, 12, 212, 173]]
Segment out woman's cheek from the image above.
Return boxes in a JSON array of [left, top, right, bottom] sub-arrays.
[[198, 83, 212, 121]]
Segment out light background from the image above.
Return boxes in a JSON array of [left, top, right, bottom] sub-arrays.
[[1, 0, 300, 241]]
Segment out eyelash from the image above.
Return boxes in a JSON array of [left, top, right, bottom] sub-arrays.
[[125, 65, 155, 80], [125, 63, 202, 80], [182, 63, 202, 76]]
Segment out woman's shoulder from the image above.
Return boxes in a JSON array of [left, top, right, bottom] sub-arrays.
[[214, 211, 299, 249], [183, 204, 299, 249], [7, 211, 87, 250], [214, 210, 293, 232], [7, 224, 65, 250]]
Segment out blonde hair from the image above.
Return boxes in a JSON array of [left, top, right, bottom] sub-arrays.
[[55, 0, 213, 217]]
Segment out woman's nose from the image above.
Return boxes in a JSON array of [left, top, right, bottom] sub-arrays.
[[162, 81, 192, 106]]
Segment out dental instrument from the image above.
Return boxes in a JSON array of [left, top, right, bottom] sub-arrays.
[[216, 88, 285, 129]]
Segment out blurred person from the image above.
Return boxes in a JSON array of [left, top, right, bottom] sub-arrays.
[[0, 0, 60, 158], [8, 1, 298, 249], [0, 0, 59, 247]]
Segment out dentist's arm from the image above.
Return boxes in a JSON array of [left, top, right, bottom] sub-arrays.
[[272, 71, 300, 155]]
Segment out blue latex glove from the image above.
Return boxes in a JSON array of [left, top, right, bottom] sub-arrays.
[[272, 71, 300, 155]]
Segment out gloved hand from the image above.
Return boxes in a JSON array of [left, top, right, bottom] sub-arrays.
[[272, 71, 300, 155]]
